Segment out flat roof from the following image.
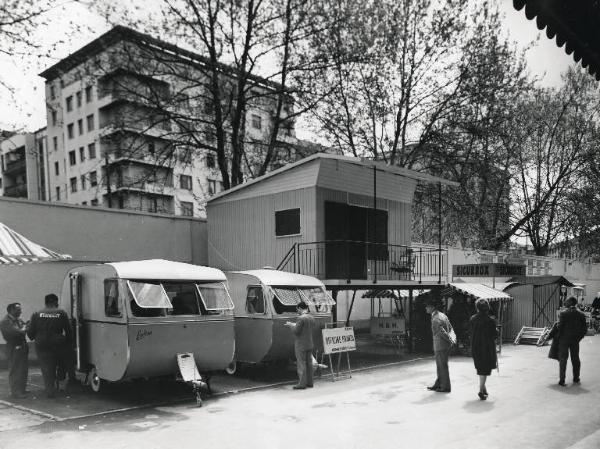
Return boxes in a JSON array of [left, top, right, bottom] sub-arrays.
[[208, 153, 459, 203]]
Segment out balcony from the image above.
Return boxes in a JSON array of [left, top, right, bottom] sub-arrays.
[[112, 176, 175, 196], [3, 183, 28, 198], [3, 159, 26, 175], [277, 240, 448, 284]]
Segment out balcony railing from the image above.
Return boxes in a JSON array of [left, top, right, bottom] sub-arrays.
[[3, 159, 26, 174], [277, 240, 447, 283], [3, 183, 27, 198]]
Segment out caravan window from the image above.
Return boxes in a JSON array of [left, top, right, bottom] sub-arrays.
[[272, 287, 303, 314], [299, 287, 336, 313], [128, 281, 172, 317], [163, 282, 201, 315], [104, 279, 122, 317], [246, 286, 265, 314], [196, 282, 234, 314]]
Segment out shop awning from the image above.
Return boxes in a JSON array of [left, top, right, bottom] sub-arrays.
[[0, 222, 71, 265], [362, 289, 430, 299], [443, 283, 512, 302]]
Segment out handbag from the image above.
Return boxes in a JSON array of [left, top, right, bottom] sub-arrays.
[[448, 326, 457, 346], [548, 337, 559, 360]]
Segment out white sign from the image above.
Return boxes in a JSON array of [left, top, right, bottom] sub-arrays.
[[322, 327, 356, 354]]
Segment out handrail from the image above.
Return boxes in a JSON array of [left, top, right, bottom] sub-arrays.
[[276, 242, 297, 271]]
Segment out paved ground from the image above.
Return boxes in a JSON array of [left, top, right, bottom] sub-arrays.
[[0, 337, 599, 449]]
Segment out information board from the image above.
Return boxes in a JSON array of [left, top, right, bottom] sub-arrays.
[[322, 327, 356, 354]]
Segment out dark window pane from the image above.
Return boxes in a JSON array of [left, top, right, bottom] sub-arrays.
[[275, 208, 300, 236]]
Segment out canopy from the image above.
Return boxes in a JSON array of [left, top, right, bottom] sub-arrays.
[[443, 283, 512, 302], [363, 289, 430, 299], [0, 222, 71, 265]]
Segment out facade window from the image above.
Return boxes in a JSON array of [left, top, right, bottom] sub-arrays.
[[76, 91, 82, 108], [179, 174, 192, 190], [53, 136, 58, 151], [90, 171, 97, 187], [79, 147, 85, 162], [69, 150, 76, 166], [82, 201, 87, 206], [208, 179, 216, 195], [67, 123, 74, 139], [251, 114, 262, 130], [275, 208, 301, 236], [70, 177, 77, 193], [78, 119, 83, 135], [85, 86, 93, 103], [180, 201, 193, 217], [51, 111, 57, 126], [88, 142, 96, 159], [66, 96, 73, 112], [86, 114, 94, 131], [54, 161, 59, 176], [50, 85, 56, 100], [206, 153, 215, 168], [148, 142, 155, 155], [55, 186, 60, 201], [81, 174, 86, 190], [91, 198, 98, 206]]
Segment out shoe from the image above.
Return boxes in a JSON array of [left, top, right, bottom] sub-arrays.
[[573, 378, 580, 384], [434, 388, 451, 393], [478, 392, 487, 400], [483, 388, 488, 397], [293, 385, 306, 390], [558, 380, 566, 387], [427, 385, 439, 391]]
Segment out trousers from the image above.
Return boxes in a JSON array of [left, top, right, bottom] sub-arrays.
[[559, 340, 581, 381], [7, 343, 28, 395], [37, 349, 60, 397], [433, 347, 451, 391], [295, 347, 313, 388]]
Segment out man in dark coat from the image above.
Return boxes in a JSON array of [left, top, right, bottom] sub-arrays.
[[0, 303, 29, 398], [425, 298, 454, 393], [285, 301, 316, 390], [557, 296, 587, 386], [27, 294, 72, 398]]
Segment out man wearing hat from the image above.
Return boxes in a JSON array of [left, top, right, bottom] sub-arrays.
[[557, 296, 587, 386], [425, 297, 454, 393]]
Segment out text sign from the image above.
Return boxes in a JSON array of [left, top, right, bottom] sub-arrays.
[[322, 327, 356, 354], [453, 263, 526, 278]]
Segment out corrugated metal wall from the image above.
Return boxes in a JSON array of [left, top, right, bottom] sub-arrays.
[[532, 283, 562, 327], [207, 187, 317, 270], [503, 284, 534, 339]]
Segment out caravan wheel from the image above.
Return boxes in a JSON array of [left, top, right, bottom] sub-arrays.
[[90, 368, 101, 393], [225, 360, 237, 375]]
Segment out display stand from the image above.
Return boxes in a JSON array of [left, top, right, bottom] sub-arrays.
[[321, 327, 356, 382]]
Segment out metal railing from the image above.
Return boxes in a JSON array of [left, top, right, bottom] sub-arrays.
[[277, 240, 447, 283]]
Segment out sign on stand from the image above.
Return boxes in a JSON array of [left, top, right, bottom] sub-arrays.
[[321, 327, 355, 381]]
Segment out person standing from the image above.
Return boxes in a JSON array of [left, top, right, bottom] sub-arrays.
[[0, 303, 29, 399], [27, 294, 71, 398], [285, 301, 316, 390], [425, 298, 454, 393], [469, 299, 498, 400], [557, 296, 587, 386]]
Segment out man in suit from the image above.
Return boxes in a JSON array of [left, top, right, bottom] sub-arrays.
[[285, 301, 316, 390], [425, 298, 454, 393], [557, 296, 587, 386], [0, 303, 29, 399]]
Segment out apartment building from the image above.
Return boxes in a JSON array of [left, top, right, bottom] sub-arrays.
[[38, 26, 298, 217], [0, 129, 48, 201]]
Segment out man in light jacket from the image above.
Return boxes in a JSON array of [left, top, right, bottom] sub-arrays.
[[285, 301, 316, 390], [425, 298, 454, 393]]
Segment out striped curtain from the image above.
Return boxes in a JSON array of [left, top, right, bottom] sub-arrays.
[[0, 222, 71, 265]]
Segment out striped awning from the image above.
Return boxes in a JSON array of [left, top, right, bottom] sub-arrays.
[[443, 283, 512, 302], [0, 222, 71, 265]]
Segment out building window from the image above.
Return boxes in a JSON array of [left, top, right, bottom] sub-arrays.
[[180, 201, 193, 217], [90, 171, 97, 187], [66, 96, 73, 112], [208, 179, 216, 195], [91, 198, 98, 206], [206, 153, 215, 168], [55, 186, 60, 201], [251, 114, 262, 130], [148, 142, 155, 155], [70, 177, 77, 193], [88, 143, 96, 159], [53, 136, 58, 151], [179, 174, 192, 190], [50, 85, 56, 100], [85, 86, 93, 103], [82, 201, 87, 206], [76, 91, 82, 108], [79, 147, 85, 162], [54, 161, 59, 176], [51, 110, 57, 126], [69, 150, 76, 166], [67, 123, 74, 139], [275, 208, 300, 236], [86, 114, 94, 131], [77, 119, 83, 135], [81, 174, 86, 190]]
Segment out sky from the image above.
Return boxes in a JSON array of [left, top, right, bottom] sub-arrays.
[[0, 0, 577, 133]]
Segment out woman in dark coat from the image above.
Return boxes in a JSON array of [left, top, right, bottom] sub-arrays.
[[470, 298, 498, 400]]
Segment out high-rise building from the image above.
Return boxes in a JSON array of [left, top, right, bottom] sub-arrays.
[[38, 26, 298, 217]]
